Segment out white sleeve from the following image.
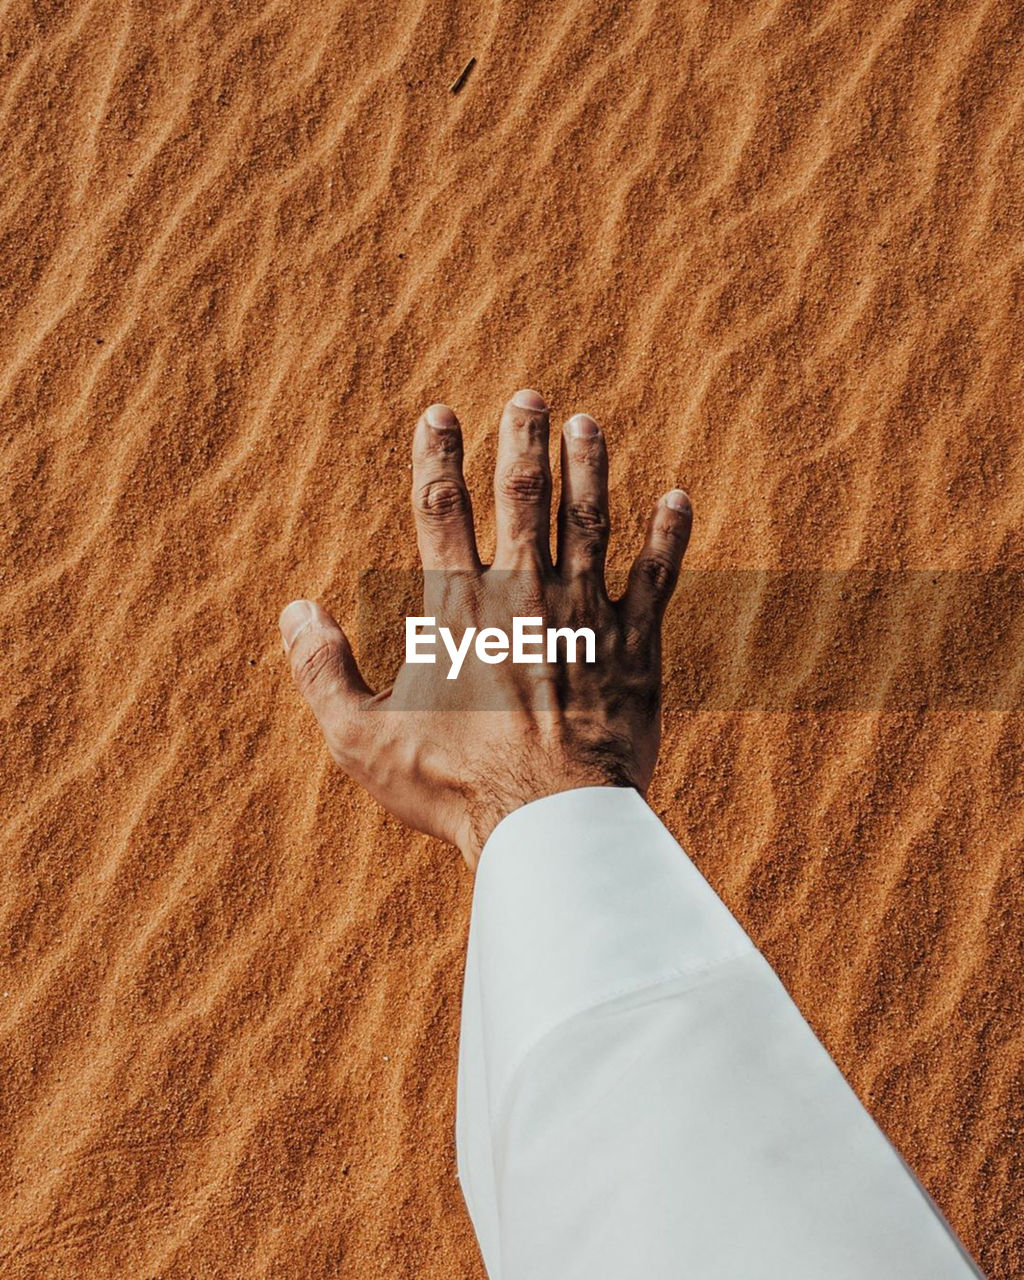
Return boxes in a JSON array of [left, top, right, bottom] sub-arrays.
[[455, 786, 982, 1280]]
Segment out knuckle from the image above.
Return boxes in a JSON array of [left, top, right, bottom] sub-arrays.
[[293, 638, 338, 697], [656, 514, 690, 543], [499, 464, 548, 504], [635, 554, 677, 597], [512, 580, 547, 615], [416, 478, 470, 521], [566, 500, 609, 537]]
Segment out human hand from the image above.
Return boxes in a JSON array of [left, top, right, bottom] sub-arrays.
[[279, 389, 691, 871]]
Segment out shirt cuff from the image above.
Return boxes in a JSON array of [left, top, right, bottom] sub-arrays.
[[466, 785, 754, 1125]]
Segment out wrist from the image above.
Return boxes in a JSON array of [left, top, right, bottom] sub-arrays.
[[461, 764, 641, 872]]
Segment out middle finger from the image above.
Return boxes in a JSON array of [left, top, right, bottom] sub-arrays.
[[492, 388, 552, 570]]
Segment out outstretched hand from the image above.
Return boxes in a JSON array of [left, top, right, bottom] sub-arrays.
[[279, 389, 691, 871]]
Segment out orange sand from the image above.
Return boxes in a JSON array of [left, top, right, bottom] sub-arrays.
[[1, 1, 1022, 1276]]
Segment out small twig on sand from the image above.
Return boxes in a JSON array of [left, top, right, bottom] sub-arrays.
[[450, 57, 476, 94]]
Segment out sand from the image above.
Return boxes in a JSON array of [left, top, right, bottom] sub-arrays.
[[1, 0, 1021, 1275]]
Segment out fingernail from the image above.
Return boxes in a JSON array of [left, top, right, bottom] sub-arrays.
[[279, 599, 313, 650], [512, 388, 547, 411], [567, 413, 599, 438], [425, 403, 458, 430], [665, 489, 690, 512]]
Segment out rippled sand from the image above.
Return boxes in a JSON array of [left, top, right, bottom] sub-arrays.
[[1, 1, 1021, 1276]]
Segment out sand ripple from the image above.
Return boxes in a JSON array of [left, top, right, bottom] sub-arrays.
[[0, 0, 1021, 1275]]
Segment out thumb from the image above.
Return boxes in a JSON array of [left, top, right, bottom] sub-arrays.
[[279, 599, 373, 737]]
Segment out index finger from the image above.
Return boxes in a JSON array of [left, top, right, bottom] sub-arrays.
[[492, 389, 552, 571]]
